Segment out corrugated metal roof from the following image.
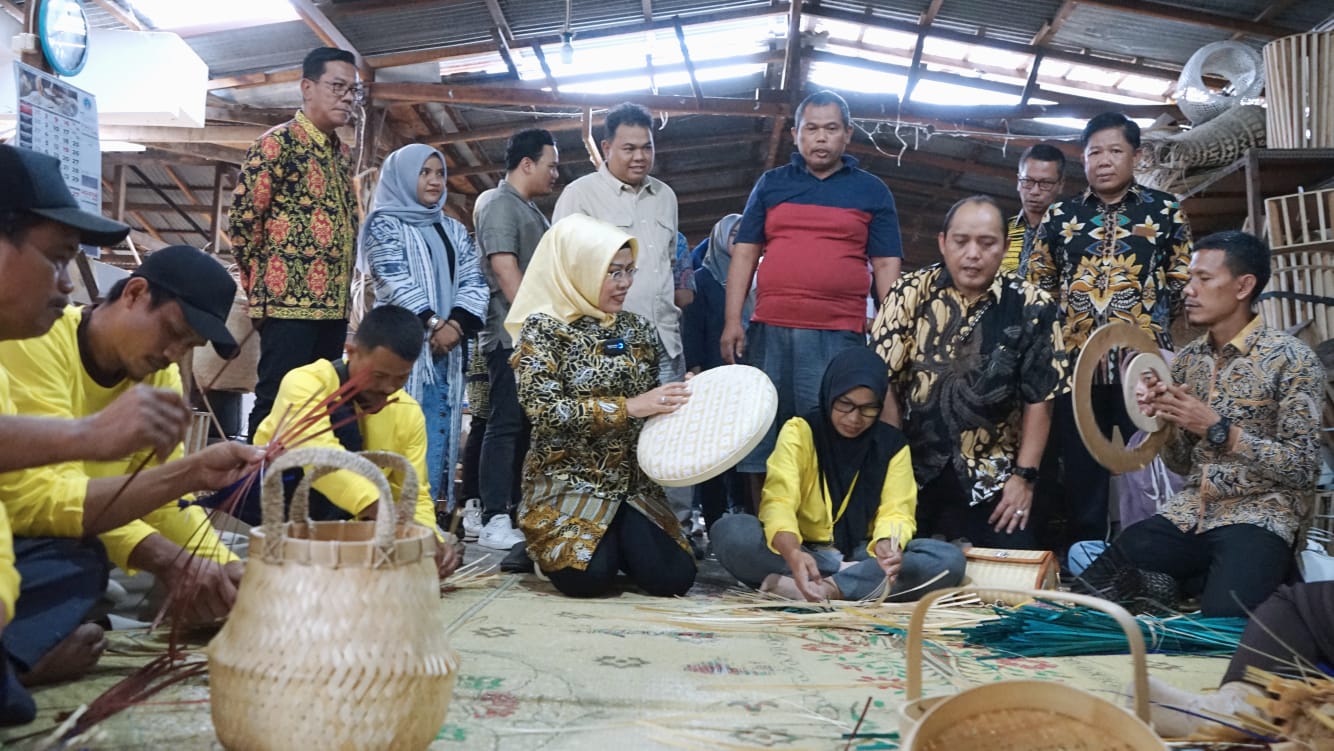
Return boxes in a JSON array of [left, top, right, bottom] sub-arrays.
[[1050, 5, 1234, 68], [334, 1, 494, 57], [816, 0, 934, 26], [187, 21, 324, 76], [504, 0, 646, 39], [933, 0, 1066, 46]]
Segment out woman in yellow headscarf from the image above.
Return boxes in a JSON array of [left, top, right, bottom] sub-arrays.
[[506, 214, 696, 597]]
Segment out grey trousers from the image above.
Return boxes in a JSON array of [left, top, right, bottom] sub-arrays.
[[710, 514, 966, 600]]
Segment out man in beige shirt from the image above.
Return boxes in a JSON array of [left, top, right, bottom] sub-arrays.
[[553, 102, 682, 378], [552, 103, 694, 539]]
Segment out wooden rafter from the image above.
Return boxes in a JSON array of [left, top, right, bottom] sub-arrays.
[[1, 0, 24, 23], [162, 166, 201, 206], [130, 212, 166, 244], [919, 0, 946, 27], [288, 0, 370, 77], [1232, 0, 1300, 40], [483, 0, 513, 42], [780, 0, 802, 93], [1031, 0, 1077, 47], [89, 0, 146, 30], [672, 18, 704, 106]]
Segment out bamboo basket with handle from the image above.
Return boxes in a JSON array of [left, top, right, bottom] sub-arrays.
[[900, 587, 1166, 751], [207, 447, 459, 751]]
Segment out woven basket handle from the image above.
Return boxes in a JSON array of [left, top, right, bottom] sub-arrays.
[[286, 451, 419, 536], [355, 450, 420, 532], [904, 587, 1151, 725], [261, 447, 394, 559]]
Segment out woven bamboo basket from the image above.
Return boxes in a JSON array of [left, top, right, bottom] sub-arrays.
[[900, 587, 1166, 751], [207, 447, 458, 751], [960, 548, 1059, 606], [1256, 246, 1334, 345]]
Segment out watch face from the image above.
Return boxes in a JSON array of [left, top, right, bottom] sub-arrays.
[[40, 0, 91, 77], [1208, 420, 1228, 445]]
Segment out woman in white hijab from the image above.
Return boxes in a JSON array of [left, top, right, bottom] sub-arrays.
[[359, 143, 489, 506], [506, 214, 697, 598]]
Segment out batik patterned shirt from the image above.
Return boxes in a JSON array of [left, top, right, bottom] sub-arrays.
[[1027, 183, 1192, 383], [512, 312, 688, 571], [1002, 212, 1037, 275], [1158, 317, 1322, 545], [871, 265, 1069, 505], [228, 110, 358, 321]]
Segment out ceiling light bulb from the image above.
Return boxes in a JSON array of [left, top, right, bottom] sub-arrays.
[[560, 31, 575, 64]]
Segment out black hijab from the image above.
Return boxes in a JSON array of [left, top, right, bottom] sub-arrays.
[[801, 347, 907, 557]]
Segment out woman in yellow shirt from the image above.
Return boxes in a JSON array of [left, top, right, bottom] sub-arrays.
[[712, 347, 964, 601]]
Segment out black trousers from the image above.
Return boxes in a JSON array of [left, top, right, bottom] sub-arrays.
[[247, 317, 348, 441], [1115, 514, 1292, 618], [479, 348, 530, 523], [916, 465, 1039, 549], [1052, 387, 1137, 544], [543, 504, 697, 598], [460, 417, 486, 501], [1223, 581, 1334, 684]]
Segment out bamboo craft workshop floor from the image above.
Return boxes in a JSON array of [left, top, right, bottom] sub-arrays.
[[1, 555, 1228, 750]]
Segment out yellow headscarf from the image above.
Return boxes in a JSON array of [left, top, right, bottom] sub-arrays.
[[504, 214, 640, 339]]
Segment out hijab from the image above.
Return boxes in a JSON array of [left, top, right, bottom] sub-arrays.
[[504, 214, 640, 339], [701, 213, 742, 285], [355, 143, 449, 275], [802, 346, 907, 557]]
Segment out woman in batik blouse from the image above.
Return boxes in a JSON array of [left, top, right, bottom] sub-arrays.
[[358, 143, 489, 505], [505, 214, 697, 598]]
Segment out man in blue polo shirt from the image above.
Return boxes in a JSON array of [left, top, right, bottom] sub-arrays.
[[720, 90, 903, 500]]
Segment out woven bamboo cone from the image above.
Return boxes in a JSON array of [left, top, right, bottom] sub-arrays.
[[207, 448, 459, 751]]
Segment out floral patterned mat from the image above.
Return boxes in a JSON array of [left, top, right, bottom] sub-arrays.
[[1, 571, 1228, 750]]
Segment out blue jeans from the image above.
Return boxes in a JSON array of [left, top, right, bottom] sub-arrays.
[[1, 537, 109, 726], [709, 514, 965, 600], [479, 347, 529, 523], [738, 324, 866, 473]]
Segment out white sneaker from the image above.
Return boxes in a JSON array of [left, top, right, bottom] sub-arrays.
[[478, 515, 524, 551], [460, 498, 483, 540]]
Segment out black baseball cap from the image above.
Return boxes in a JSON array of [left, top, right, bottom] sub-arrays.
[[0, 144, 130, 247], [131, 245, 240, 359]]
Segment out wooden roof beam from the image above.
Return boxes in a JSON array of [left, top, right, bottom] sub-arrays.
[[919, 0, 946, 27], [1031, 0, 1077, 47], [673, 18, 705, 107], [807, 6, 1197, 80], [289, 0, 371, 79], [0, 0, 22, 23], [779, 0, 802, 93], [210, 4, 790, 90], [484, 0, 514, 42], [89, 0, 147, 31]]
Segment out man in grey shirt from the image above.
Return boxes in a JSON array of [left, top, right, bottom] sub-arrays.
[[471, 128, 560, 551]]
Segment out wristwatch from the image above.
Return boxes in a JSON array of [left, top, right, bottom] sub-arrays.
[[1206, 416, 1232, 447], [1012, 465, 1039, 484], [426, 314, 445, 332]]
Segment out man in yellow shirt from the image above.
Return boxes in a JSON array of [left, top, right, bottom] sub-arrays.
[[253, 304, 460, 579], [0, 245, 252, 628], [0, 146, 261, 724]]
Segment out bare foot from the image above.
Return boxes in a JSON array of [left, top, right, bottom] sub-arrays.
[[19, 623, 107, 686], [760, 574, 840, 601]]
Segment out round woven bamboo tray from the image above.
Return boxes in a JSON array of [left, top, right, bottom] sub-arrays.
[[207, 448, 459, 751], [900, 587, 1166, 751]]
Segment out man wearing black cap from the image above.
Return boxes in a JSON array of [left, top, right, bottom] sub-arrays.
[[0, 145, 263, 724]]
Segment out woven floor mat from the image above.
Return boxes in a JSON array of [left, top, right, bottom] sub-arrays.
[[0, 573, 1228, 750]]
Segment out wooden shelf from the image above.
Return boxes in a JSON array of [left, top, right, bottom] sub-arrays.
[[1181, 148, 1334, 238]]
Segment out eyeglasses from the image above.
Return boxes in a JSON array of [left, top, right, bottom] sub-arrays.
[[606, 266, 638, 283], [313, 79, 365, 101], [1017, 177, 1061, 191], [832, 397, 882, 419]]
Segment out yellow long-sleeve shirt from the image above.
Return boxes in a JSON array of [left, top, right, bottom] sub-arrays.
[[253, 359, 438, 534], [0, 367, 20, 622], [759, 417, 917, 556], [0, 307, 234, 573]]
